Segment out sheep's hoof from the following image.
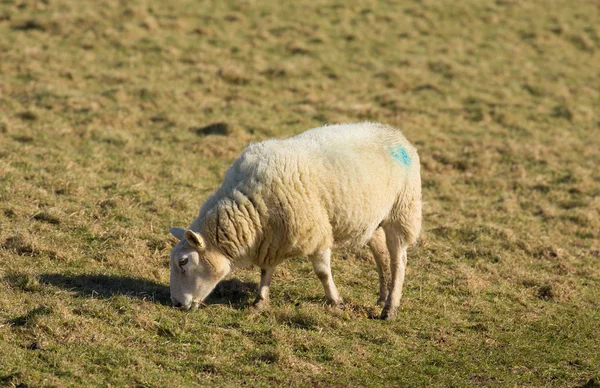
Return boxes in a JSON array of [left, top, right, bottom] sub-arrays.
[[327, 298, 344, 308], [251, 297, 270, 311], [380, 305, 397, 321]]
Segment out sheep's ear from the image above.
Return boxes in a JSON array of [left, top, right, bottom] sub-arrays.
[[184, 230, 205, 249], [169, 227, 186, 240]]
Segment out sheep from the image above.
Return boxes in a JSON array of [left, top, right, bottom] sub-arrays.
[[169, 122, 422, 320]]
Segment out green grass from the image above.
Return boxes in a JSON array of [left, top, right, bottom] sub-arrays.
[[1, 0, 599, 386]]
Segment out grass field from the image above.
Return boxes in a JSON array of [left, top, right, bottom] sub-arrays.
[[1, 0, 599, 386]]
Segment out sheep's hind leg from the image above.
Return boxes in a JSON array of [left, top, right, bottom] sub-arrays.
[[381, 226, 408, 320], [310, 248, 343, 307], [368, 227, 391, 306], [252, 267, 276, 310]]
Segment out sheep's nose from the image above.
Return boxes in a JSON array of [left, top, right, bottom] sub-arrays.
[[172, 300, 182, 308]]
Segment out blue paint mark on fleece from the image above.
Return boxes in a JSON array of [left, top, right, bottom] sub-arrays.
[[389, 145, 411, 166]]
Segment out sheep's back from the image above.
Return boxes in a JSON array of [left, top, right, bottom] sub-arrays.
[[234, 123, 420, 251]]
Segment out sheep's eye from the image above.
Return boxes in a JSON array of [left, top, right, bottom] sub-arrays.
[[179, 257, 188, 266]]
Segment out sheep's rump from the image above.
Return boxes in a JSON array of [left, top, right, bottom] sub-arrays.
[[218, 123, 422, 257]]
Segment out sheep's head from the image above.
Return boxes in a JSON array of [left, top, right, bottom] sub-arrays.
[[168, 227, 231, 310]]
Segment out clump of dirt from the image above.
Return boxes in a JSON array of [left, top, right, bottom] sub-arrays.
[[191, 122, 230, 136], [577, 377, 600, 388], [537, 284, 554, 301], [5, 272, 43, 292], [2, 236, 37, 256], [32, 212, 61, 225]]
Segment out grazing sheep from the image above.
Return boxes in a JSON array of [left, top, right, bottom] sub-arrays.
[[169, 122, 422, 320]]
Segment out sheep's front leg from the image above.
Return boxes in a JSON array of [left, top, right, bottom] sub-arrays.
[[310, 248, 343, 307], [253, 267, 275, 310], [381, 227, 408, 320]]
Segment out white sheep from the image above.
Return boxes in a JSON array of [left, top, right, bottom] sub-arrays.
[[169, 122, 422, 320]]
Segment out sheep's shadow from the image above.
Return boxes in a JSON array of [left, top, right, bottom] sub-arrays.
[[39, 273, 171, 305], [39, 273, 257, 309], [204, 278, 258, 309]]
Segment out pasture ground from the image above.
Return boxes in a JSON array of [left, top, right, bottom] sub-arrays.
[[1, 0, 599, 386]]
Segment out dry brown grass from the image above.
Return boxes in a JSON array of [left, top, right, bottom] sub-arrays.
[[1, 0, 599, 386]]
